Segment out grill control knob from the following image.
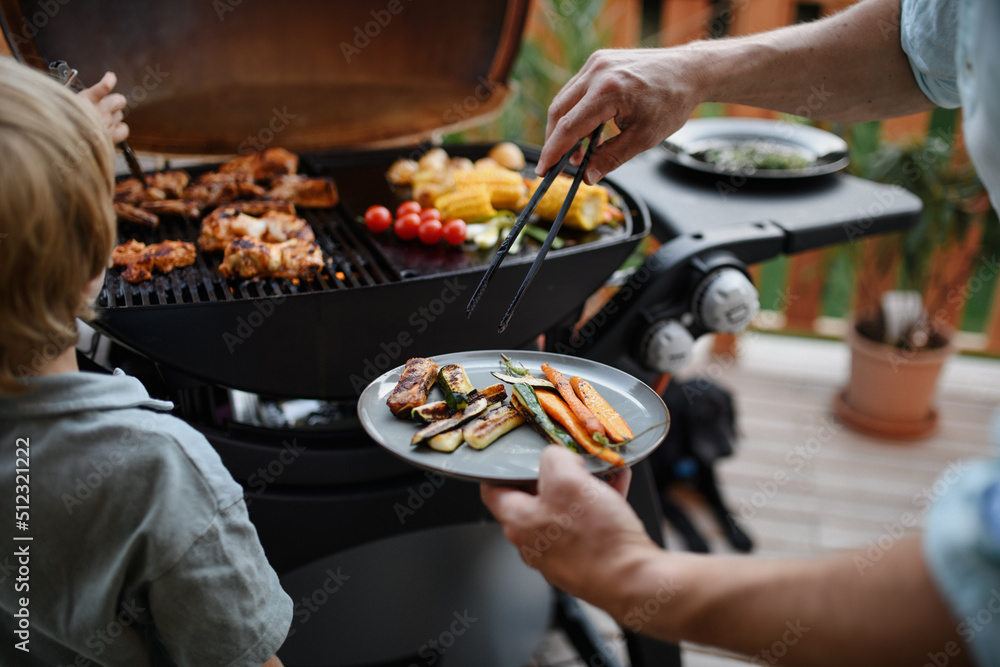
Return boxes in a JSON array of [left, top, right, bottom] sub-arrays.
[[693, 267, 759, 333], [639, 320, 695, 374]]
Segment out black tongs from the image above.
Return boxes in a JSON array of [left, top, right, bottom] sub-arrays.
[[48, 60, 146, 184], [467, 123, 605, 333]]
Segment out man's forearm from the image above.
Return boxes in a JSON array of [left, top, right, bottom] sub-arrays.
[[605, 538, 967, 666], [682, 0, 934, 121]]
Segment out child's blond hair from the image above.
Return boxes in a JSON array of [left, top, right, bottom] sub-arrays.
[[0, 57, 116, 393]]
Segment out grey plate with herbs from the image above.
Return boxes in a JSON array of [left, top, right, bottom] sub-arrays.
[[662, 117, 850, 179], [358, 350, 670, 484]]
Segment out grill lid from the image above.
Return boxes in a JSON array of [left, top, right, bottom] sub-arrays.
[[0, 0, 528, 153]]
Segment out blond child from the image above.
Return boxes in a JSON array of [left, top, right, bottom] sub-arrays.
[[0, 58, 290, 667]]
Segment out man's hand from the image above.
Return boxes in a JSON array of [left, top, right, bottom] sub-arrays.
[[481, 445, 659, 612], [537, 0, 932, 185], [537, 48, 704, 185], [78, 71, 129, 144]]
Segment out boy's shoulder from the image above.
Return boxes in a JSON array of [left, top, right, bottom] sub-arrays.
[[2, 369, 244, 543]]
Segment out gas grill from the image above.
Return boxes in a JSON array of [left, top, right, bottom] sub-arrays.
[[2, 1, 922, 666]]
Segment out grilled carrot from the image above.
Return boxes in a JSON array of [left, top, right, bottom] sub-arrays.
[[570, 377, 633, 443], [541, 363, 605, 439], [535, 389, 625, 467]]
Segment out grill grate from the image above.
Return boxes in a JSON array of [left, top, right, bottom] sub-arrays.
[[99, 206, 400, 309]]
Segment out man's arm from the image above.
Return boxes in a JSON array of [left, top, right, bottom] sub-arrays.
[[482, 446, 969, 666], [538, 0, 936, 183]]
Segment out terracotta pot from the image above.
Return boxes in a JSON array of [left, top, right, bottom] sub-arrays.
[[834, 325, 955, 440]]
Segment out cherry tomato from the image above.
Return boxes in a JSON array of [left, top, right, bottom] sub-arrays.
[[396, 200, 422, 218], [418, 208, 441, 222], [442, 218, 467, 246], [418, 219, 443, 245], [394, 212, 421, 240], [364, 205, 392, 233]]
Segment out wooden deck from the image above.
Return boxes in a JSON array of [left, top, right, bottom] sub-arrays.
[[528, 332, 1000, 666]]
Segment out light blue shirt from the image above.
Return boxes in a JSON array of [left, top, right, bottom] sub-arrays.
[[902, 1, 1000, 664], [902, 0, 1000, 209], [0, 370, 292, 666]]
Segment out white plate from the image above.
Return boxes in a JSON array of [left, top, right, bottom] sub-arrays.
[[662, 117, 849, 179], [357, 350, 670, 483]]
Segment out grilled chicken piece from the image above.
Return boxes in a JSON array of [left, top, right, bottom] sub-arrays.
[[267, 174, 339, 208], [218, 237, 324, 279], [387, 358, 441, 418], [114, 170, 191, 204], [198, 207, 314, 252], [144, 170, 191, 200], [184, 179, 240, 207], [115, 177, 146, 205], [114, 200, 159, 228], [219, 147, 299, 182], [111, 240, 196, 283], [183, 170, 267, 207], [139, 199, 202, 219], [222, 199, 296, 217]]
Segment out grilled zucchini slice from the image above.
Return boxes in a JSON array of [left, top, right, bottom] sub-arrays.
[[411, 401, 456, 423], [438, 364, 476, 409], [411, 397, 488, 447], [428, 429, 464, 452], [463, 405, 525, 450]]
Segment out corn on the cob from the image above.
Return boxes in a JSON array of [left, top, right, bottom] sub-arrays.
[[435, 185, 497, 222], [527, 175, 609, 231], [454, 167, 527, 211]]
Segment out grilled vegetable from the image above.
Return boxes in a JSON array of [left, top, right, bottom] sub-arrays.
[[411, 383, 506, 423], [411, 400, 455, 423], [500, 354, 531, 376], [387, 358, 440, 418], [491, 372, 554, 389], [541, 363, 605, 439], [453, 167, 527, 210], [487, 142, 526, 171], [510, 383, 576, 450], [472, 382, 507, 405], [438, 363, 476, 410], [571, 377, 634, 443], [411, 397, 488, 447], [522, 224, 565, 249], [526, 175, 609, 231], [428, 429, 464, 453], [463, 405, 525, 450], [435, 185, 497, 222], [535, 390, 625, 467]]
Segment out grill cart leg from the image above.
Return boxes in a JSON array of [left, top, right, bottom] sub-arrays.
[[554, 590, 624, 667]]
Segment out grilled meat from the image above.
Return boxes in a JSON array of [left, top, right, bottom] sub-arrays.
[[111, 240, 196, 283], [387, 358, 441, 418], [219, 147, 299, 182], [224, 199, 296, 217], [267, 174, 339, 208], [114, 177, 146, 205], [144, 170, 191, 200], [113, 200, 159, 228], [218, 237, 324, 279], [184, 171, 267, 207], [139, 199, 202, 219], [198, 207, 315, 252]]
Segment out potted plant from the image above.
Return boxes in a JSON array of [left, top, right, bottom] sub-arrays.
[[834, 108, 996, 439]]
